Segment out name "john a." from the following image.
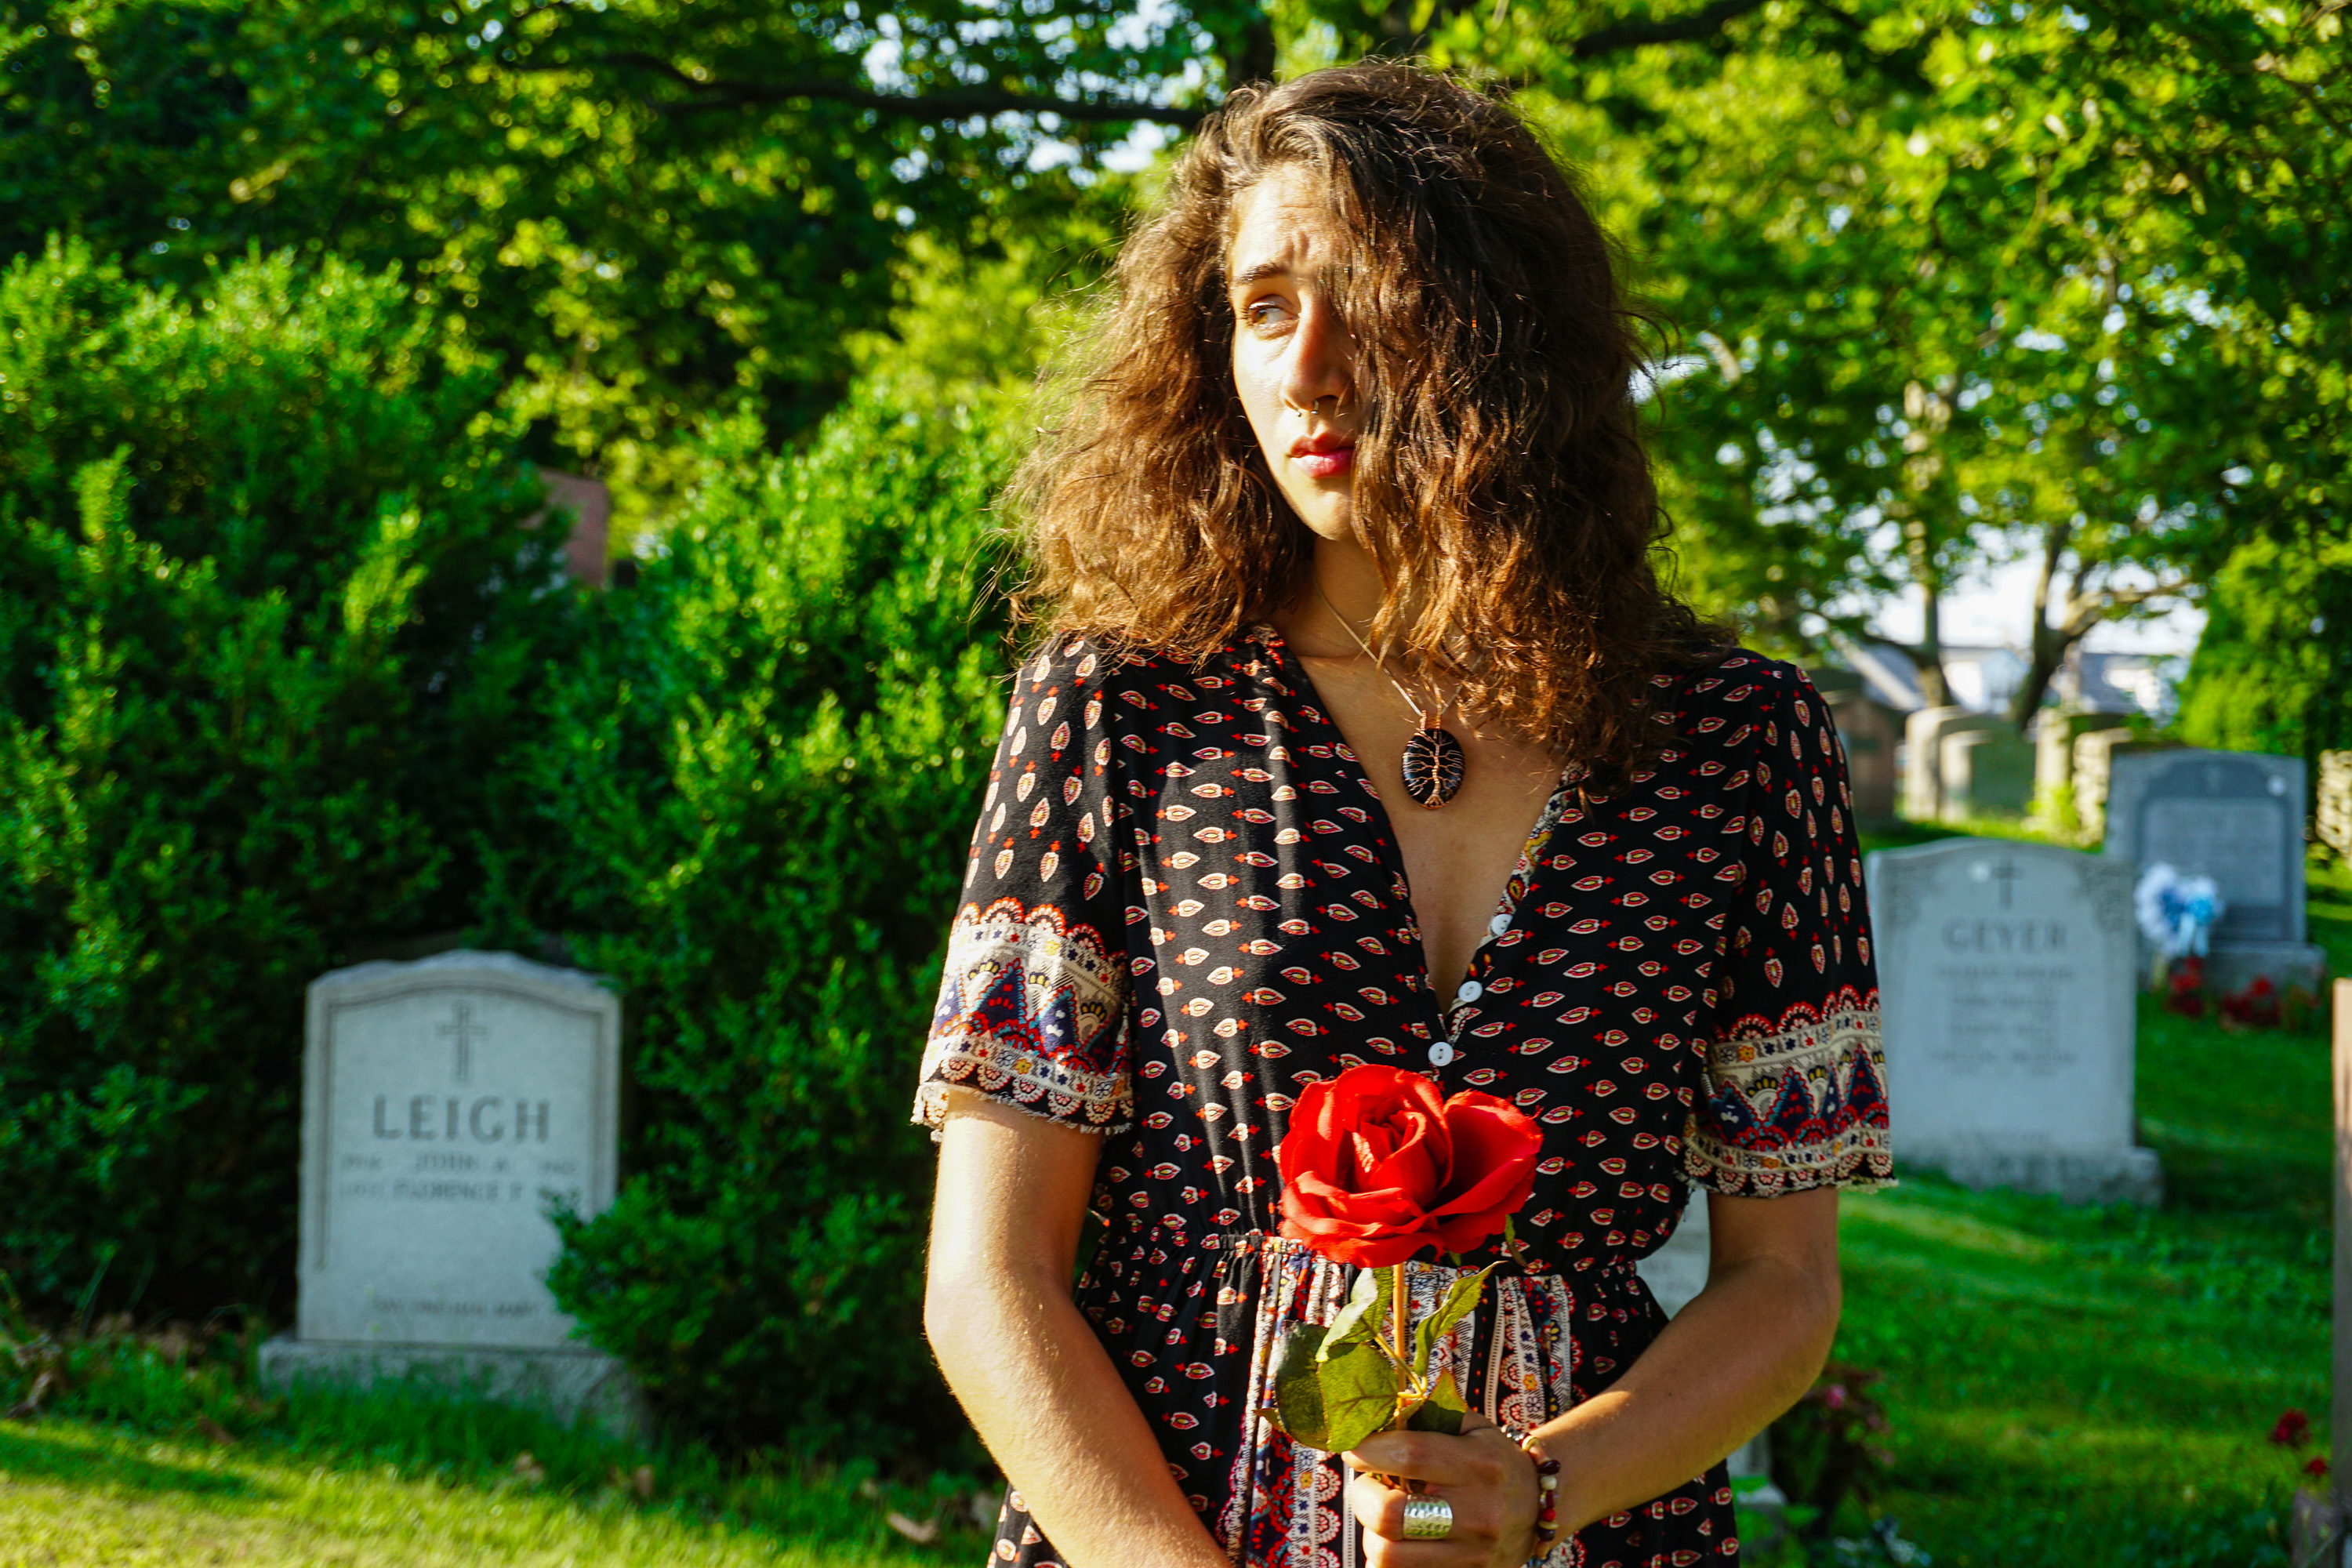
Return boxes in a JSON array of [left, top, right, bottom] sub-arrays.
[[373, 1094, 552, 1143]]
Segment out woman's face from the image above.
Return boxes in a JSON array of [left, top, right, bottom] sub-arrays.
[[1227, 165, 1360, 545]]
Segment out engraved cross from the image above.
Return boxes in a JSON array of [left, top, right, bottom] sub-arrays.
[[438, 1003, 488, 1085], [1991, 856, 2020, 910]]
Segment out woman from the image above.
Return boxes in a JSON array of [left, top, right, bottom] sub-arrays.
[[916, 63, 1890, 1568]]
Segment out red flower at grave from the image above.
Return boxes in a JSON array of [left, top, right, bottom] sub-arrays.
[[2307, 1457, 2330, 1480], [1276, 1064, 1541, 1268], [2164, 956, 2207, 1019], [2221, 975, 2282, 1028], [2272, 1409, 2313, 1448]]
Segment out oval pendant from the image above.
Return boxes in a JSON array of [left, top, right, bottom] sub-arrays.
[[1401, 724, 1466, 809]]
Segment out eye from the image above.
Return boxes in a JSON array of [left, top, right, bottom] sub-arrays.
[[1243, 296, 1295, 332]]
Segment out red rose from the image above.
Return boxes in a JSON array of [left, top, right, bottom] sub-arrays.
[[2273, 1408, 2314, 1448], [1276, 1064, 1542, 1268]]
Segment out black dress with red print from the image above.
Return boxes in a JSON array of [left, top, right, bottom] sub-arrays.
[[916, 632, 1892, 1568]]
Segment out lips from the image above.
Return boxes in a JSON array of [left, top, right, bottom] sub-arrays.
[[1290, 434, 1355, 481]]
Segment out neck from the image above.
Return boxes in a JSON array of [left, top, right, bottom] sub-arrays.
[[1281, 535, 1393, 661]]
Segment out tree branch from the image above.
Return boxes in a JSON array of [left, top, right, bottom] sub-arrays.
[[510, 49, 1203, 127], [2058, 576, 2187, 638], [506, 0, 1780, 133], [1571, 0, 1771, 58]]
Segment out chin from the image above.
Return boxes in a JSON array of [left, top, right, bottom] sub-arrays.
[[1279, 494, 1356, 543]]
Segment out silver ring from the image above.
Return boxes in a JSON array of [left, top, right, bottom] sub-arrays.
[[1400, 1494, 1454, 1541]]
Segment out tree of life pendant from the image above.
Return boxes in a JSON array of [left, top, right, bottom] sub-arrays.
[[1401, 718, 1466, 808]]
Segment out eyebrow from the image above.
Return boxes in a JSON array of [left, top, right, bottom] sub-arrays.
[[1229, 261, 1293, 289]]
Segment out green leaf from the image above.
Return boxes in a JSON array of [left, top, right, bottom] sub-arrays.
[[1318, 1338, 1408, 1454], [1269, 1324, 1333, 1448], [1412, 1263, 1497, 1379], [1405, 1367, 1468, 1436], [1320, 1266, 1392, 1363], [1269, 1323, 1404, 1455]]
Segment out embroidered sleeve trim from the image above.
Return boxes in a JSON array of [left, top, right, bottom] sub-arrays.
[[1683, 992, 1895, 1195], [913, 898, 1133, 1137]]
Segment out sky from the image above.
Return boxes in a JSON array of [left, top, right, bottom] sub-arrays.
[[1870, 557, 2206, 656]]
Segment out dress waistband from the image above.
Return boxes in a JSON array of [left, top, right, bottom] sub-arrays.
[[1181, 1227, 1646, 1286]]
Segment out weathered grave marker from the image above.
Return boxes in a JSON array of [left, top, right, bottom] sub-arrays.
[[2073, 730, 2181, 842], [1903, 706, 2003, 822], [259, 951, 635, 1427], [1940, 728, 2034, 819], [1867, 837, 2158, 1204], [2105, 748, 2325, 996], [2320, 751, 2351, 862], [2034, 713, 2128, 821]]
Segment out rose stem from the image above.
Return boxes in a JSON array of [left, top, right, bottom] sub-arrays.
[[1391, 1262, 1408, 1377], [1388, 1260, 1414, 1490]]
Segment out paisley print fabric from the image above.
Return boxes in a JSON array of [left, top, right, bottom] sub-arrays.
[[915, 633, 1893, 1568]]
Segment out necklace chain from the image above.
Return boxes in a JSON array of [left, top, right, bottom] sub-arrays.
[[1312, 583, 1465, 726]]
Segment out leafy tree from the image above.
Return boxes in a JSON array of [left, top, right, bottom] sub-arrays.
[[0, 0, 1245, 519], [1303, 0, 2350, 717], [2176, 531, 2352, 763]]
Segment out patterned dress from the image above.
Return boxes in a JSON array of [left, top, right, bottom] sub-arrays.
[[913, 631, 1893, 1568]]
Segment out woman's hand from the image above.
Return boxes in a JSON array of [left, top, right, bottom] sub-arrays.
[[1344, 1414, 1540, 1567]]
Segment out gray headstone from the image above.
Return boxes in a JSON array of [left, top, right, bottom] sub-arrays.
[[1940, 728, 2034, 819], [1867, 837, 2159, 1205], [2072, 731, 2181, 844], [1903, 706, 2003, 822], [2105, 748, 2307, 944], [2320, 750, 2351, 861], [261, 951, 635, 1428]]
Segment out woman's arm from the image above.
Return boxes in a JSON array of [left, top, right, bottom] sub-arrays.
[[925, 1088, 1233, 1568], [1345, 1188, 1840, 1565], [1537, 1187, 1841, 1524]]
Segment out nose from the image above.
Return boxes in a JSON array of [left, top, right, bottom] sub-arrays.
[[1282, 298, 1355, 416]]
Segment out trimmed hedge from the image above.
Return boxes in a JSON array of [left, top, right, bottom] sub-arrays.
[[2, 238, 1018, 1457], [513, 397, 1016, 1456], [0, 240, 582, 1319]]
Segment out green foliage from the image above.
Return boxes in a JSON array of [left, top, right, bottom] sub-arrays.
[[0, 0, 1229, 518], [1275, 0, 2350, 706], [0, 238, 582, 1321], [2175, 529, 2352, 762], [503, 391, 1018, 1455]]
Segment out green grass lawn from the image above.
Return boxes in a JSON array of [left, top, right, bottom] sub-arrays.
[[0, 1421, 920, 1566], [0, 1372, 993, 1567], [5, 856, 2339, 1566], [1802, 851, 2345, 1566]]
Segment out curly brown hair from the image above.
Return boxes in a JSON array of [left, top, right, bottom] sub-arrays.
[[1011, 61, 1720, 775]]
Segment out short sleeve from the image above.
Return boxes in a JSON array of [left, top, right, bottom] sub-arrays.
[[912, 639, 1134, 1137], [1684, 666, 1894, 1195]]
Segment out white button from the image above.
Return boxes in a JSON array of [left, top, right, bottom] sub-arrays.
[[1456, 980, 1483, 1004], [1428, 1042, 1457, 1067], [1489, 913, 1511, 936]]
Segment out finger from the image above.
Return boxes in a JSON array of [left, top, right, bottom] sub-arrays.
[[1343, 1432, 1481, 1487], [1344, 1427, 1515, 1490], [1363, 1538, 1490, 1568], [1348, 1469, 1501, 1549]]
